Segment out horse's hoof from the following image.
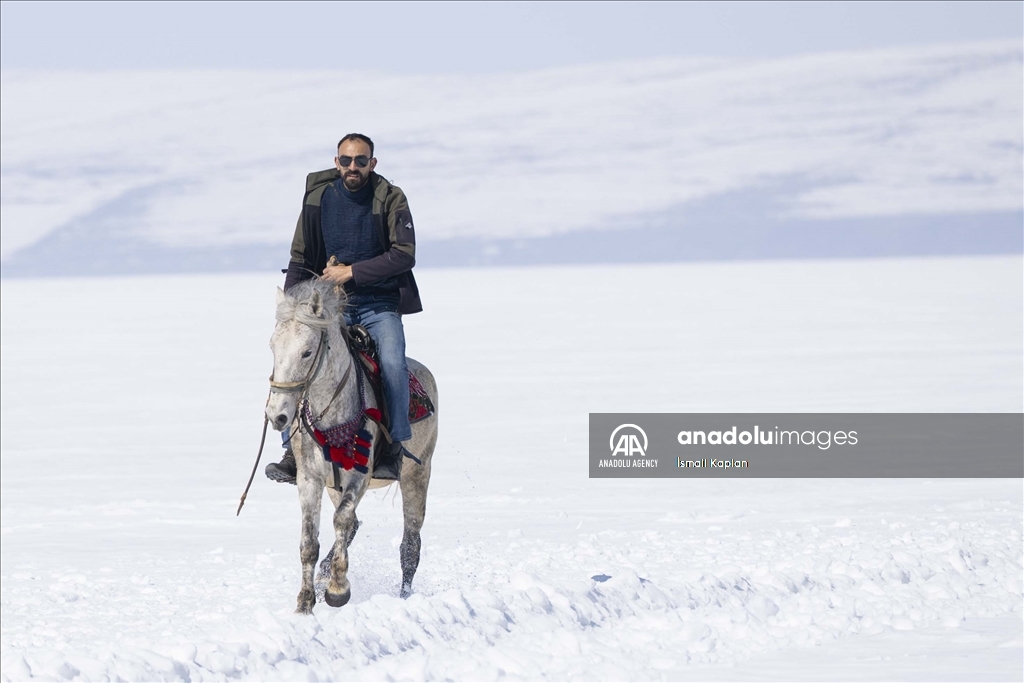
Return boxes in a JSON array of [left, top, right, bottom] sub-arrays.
[[400, 585, 413, 599], [324, 590, 350, 608]]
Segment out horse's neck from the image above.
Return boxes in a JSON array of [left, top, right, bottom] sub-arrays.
[[307, 338, 362, 423]]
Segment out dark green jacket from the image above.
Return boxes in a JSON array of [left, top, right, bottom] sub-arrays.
[[284, 170, 422, 314]]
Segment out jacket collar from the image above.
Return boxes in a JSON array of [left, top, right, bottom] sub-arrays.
[[306, 169, 390, 206], [370, 172, 391, 204]]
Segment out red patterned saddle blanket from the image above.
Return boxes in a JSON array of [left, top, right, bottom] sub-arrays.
[[358, 351, 434, 424]]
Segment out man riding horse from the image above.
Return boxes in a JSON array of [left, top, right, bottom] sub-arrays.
[[266, 133, 421, 483]]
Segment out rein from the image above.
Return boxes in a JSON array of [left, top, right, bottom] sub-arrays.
[[237, 322, 360, 514], [236, 410, 270, 516], [308, 360, 352, 425]]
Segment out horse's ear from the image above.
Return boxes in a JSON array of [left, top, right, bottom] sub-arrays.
[[276, 287, 286, 306], [309, 289, 324, 317]]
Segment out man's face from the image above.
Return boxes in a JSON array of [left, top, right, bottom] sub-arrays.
[[335, 139, 376, 191]]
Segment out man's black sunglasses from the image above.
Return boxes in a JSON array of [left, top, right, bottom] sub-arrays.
[[337, 155, 370, 168]]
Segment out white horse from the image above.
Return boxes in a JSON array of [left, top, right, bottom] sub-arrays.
[[266, 279, 438, 613]]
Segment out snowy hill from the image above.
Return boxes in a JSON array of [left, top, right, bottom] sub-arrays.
[[1, 40, 1021, 275]]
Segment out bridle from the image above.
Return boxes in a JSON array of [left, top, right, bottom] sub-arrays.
[[238, 313, 359, 515], [270, 329, 328, 396], [269, 324, 357, 430]]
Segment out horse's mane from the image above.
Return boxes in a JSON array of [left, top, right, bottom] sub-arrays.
[[276, 278, 348, 330]]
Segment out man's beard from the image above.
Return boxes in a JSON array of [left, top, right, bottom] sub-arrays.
[[343, 172, 369, 191]]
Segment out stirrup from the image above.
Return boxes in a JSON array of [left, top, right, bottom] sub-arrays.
[[371, 443, 403, 481]]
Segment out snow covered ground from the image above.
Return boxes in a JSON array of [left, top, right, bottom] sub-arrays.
[[1, 256, 1022, 681]]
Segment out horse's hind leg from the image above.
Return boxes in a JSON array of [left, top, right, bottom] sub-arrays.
[[295, 478, 322, 614], [399, 454, 433, 598]]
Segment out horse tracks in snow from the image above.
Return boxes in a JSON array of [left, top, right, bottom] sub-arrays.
[[2, 498, 1021, 681]]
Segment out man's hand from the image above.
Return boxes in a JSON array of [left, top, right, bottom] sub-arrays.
[[323, 262, 353, 284]]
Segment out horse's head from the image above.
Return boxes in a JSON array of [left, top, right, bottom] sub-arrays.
[[266, 281, 345, 432]]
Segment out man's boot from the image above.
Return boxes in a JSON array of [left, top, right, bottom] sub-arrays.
[[373, 441, 404, 481], [265, 449, 297, 485]]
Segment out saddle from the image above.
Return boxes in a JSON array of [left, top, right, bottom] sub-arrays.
[[347, 324, 434, 453]]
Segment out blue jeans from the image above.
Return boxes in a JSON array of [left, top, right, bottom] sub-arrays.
[[344, 303, 412, 442], [282, 299, 412, 449]]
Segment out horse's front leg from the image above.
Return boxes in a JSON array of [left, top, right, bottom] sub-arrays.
[[295, 465, 323, 614], [324, 485, 360, 607]]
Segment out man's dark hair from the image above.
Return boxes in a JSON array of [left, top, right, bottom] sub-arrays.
[[337, 133, 374, 157]]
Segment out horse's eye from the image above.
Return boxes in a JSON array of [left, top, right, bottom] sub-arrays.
[[302, 350, 312, 359]]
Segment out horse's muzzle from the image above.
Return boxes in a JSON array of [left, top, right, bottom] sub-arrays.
[[266, 391, 298, 433]]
